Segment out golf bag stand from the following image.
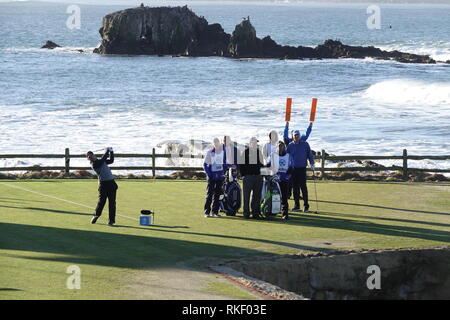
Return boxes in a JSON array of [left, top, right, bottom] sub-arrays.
[[219, 167, 242, 216], [260, 173, 282, 219]]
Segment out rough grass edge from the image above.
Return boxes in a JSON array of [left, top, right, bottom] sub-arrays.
[[0, 170, 449, 182]]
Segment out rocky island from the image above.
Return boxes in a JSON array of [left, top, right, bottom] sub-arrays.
[[92, 5, 437, 64]]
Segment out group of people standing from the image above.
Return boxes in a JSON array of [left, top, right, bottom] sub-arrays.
[[203, 121, 315, 220], [84, 121, 315, 226]]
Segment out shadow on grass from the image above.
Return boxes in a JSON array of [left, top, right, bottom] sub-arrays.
[[118, 224, 329, 251], [0, 222, 329, 270], [111, 224, 189, 229], [0, 204, 91, 216], [311, 180, 450, 187], [284, 212, 450, 243], [0, 288, 23, 291], [315, 199, 450, 216], [320, 211, 450, 228], [0, 180, 64, 183], [0, 197, 44, 203], [0, 199, 33, 205], [101, 209, 450, 248]]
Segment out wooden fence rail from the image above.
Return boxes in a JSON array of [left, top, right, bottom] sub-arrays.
[[0, 148, 449, 180]]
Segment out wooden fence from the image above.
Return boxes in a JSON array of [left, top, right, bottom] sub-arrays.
[[0, 148, 449, 180]]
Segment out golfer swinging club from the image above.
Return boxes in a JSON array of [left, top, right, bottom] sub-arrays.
[[86, 147, 118, 226]]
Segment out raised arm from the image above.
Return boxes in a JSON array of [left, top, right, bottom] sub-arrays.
[[100, 150, 109, 162], [106, 150, 114, 164], [283, 122, 291, 145], [92, 150, 109, 169], [301, 122, 313, 141]]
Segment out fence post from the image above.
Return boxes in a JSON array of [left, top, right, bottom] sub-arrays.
[[402, 149, 408, 180], [65, 148, 70, 174], [321, 149, 326, 180], [152, 148, 156, 178]]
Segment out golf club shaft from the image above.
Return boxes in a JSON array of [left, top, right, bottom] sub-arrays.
[[93, 147, 113, 153], [312, 168, 319, 213]]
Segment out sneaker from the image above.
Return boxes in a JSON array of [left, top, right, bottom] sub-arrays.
[[108, 221, 115, 226], [281, 215, 289, 220], [303, 205, 310, 213], [204, 213, 211, 218], [292, 206, 300, 212], [213, 213, 221, 218], [91, 215, 99, 224]]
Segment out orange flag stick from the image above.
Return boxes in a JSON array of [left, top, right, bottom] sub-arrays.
[[285, 98, 292, 121], [310, 98, 318, 122]]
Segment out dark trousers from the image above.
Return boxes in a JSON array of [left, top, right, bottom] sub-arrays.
[[242, 175, 263, 217], [292, 167, 308, 207], [288, 176, 302, 200], [95, 180, 118, 223], [204, 178, 223, 215], [288, 178, 293, 199], [279, 180, 290, 216]]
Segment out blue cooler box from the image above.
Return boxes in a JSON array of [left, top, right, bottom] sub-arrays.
[[140, 215, 151, 226]]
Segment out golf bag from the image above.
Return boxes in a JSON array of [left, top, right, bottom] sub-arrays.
[[219, 167, 242, 216], [260, 174, 282, 218]]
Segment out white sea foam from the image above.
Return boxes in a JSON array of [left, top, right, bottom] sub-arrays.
[[363, 79, 450, 107], [377, 42, 450, 62]]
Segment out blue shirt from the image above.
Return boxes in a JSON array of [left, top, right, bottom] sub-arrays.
[[203, 148, 228, 181], [286, 141, 314, 168], [284, 123, 312, 145]]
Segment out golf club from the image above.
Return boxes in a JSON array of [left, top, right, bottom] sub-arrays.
[[312, 167, 319, 214], [92, 147, 113, 153]]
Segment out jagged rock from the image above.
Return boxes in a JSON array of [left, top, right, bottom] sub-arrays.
[[228, 18, 262, 58], [41, 40, 61, 49], [93, 6, 437, 64], [95, 5, 229, 56], [315, 40, 435, 63], [356, 160, 385, 168]]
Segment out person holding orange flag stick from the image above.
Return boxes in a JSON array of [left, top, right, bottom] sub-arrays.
[[282, 98, 315, 203], [283, 98, 314, 145], [285, 97, 317, 212]]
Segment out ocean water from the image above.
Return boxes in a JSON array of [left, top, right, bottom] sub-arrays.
[[0, 1, 449, 171]]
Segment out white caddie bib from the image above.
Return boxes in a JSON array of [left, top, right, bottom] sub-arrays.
[[278, 154, 289, 173], [211, 150, 224, 172]]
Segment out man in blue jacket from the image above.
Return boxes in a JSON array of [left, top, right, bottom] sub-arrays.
[[284, 121, 313, 200], [287, 130, 315, 212], [203, 138, 228, 218], [284, 121, 313, 145]]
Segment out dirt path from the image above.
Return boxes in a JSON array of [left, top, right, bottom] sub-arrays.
[[122, 263, 264, 300]]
